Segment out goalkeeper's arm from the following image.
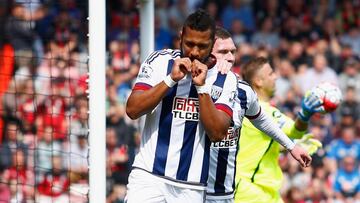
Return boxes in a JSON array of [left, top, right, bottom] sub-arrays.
[[249, 110, 312, 167], [291, 90, 325, 153]]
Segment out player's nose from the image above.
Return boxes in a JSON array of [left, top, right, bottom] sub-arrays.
[[226, 52, 235, 65], [189, 47, 200, 60]]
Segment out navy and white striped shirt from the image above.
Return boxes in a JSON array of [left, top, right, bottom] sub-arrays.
[[206, 80, 260, 199], [132, 49, 238, 190]]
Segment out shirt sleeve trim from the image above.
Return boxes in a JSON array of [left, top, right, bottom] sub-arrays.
[[246, 107, 262, 120], [215, 103, 233, 118], [133, 82, 153, 91]]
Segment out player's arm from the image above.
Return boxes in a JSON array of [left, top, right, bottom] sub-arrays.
[[192, 60, 233, 142], [244, 89, 311, 167], [198, 94, 232, 142], [275, 112, 307, 139], [249, 110, 311, 167], [126, 57, 192, 119], [126, 83, 174, 119]]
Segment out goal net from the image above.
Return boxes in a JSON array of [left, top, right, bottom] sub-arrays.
[[0, 1, 91, 202]]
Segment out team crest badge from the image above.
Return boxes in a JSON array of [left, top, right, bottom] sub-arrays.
[[211, 85, 223, 100], [138, 65, 153, 79]]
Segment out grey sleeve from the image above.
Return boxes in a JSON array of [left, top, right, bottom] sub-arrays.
[[249, 109, 295, 151]]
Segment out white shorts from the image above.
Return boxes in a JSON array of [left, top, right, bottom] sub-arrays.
[[205, 198, 233, 203], [206, 196, 234, 203], [125, 168, 206, 203]]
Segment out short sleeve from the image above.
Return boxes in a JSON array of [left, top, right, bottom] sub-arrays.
[[133, 51, 163, 91], [214, 72, 238, 118], [236, 81, 260, 119]]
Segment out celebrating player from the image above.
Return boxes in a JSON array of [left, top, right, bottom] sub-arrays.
[[234, 57, 323, 203], [206, 28, 313, 203], [125, 10, 238, 203]]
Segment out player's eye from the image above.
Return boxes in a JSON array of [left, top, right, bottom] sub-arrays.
[[198, 43, 209, 49], [185, 41, 195, 48]]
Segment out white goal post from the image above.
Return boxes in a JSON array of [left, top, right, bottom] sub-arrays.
[[89, 0, 106, 202], [88, 0, 154, 202]]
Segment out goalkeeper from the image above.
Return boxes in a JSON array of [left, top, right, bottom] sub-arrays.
[[234, 57, 323, 203]]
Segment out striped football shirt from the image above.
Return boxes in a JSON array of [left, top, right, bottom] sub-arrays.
[[131, 49, 238, 190]]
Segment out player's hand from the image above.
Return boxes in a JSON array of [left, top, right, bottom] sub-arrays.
[[191, 59, 208, 86], [216, 59, 232, 74], [170, 58, 192, 82], [289, 144, 312, 168], [298, 91, 325, 122], [294, 134, 322, 155]]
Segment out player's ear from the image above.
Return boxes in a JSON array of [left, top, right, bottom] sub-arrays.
[[178, 30, 182, 39], [253, 77, 263, 88]]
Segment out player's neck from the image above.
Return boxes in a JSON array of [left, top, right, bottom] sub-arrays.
[[256, 89, 271, 102]]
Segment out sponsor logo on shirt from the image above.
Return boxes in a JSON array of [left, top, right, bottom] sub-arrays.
[[172, 97, 199, 121], [211, 126, 239, 148]]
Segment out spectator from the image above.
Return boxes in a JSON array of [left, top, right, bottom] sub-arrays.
[[154, 14, 173, 50], [230, 19, 247, 46], [251, 17, 280, 49], [335, 0, 360, 33], [221, 0, 255, 32], [155, 0, 170, 30], [3, 148, 35, 202], [70, 104, 89, 142], [204, 1, 221, 25], [325, 126, 360, 174], [337, 87, 360, 125], [297, 53, 338, 93], [340, 26, 360, 56], [0, 119, 27, 171], [253, 0, 281, 25], [274, 59, 296, 102], [338, 58, 360, 100], [36, 126, 62, 176], [67, 134, 88, 184], [333, 156, 360, 202], [4, 1, 46, 61], [106, 127, 129, 203], [37, 155, 70, 203], [282, 41, 307, 70], [168, 0, 191, 35]]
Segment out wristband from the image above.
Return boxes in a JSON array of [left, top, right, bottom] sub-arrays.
[[195, 85, 211, 94], [163, 75, 177, 88], [298, 110, 310, 122]]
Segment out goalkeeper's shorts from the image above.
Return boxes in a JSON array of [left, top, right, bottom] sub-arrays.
[[234, 178, 283, 203], [125, 168, 205, 203]]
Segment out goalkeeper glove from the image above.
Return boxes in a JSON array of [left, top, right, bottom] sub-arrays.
[[294, 134, 322, 155], [298, 91, 325, 122]]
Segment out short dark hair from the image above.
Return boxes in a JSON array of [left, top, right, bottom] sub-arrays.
[[215, 26, 232, 39], [182, 9, 216, 40], [241, 57, 269, 85]]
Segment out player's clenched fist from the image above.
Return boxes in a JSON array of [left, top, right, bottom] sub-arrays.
[[170, 58, 192, 82], [191, 59, 208, 86]]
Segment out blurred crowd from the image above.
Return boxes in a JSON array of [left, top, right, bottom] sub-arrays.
[[0, 0, 89, 202], [0, 0, 360, 202]]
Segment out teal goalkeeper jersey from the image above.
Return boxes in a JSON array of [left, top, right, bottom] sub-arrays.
[[235, 101, 306, 192]]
